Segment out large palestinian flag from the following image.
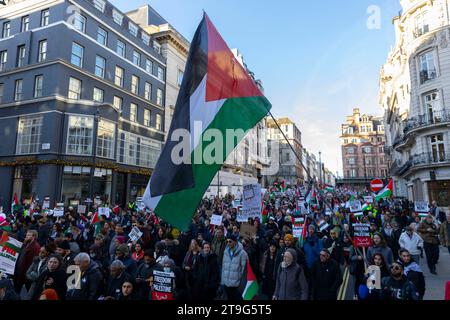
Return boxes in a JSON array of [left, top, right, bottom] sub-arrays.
[[375, 178, 393, 202], [143, 14, 271, 231]]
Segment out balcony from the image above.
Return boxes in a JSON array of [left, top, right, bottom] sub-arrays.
[[412, 152, 450, 167], [406, 109, 450, 133]]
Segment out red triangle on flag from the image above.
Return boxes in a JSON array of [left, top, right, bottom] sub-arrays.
[[0, 231, 9, 246], [204, 14, 264, 102]]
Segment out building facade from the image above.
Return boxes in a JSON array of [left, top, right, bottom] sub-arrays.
[[0, 0, 167, 208], [340, 108, 390, 186], [379, 0, 450, 207], [266, 117, 304, 186]]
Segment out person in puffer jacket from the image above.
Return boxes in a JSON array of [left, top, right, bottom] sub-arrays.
[[398, 226, 424, 263], [221, 234, 247, 301], [273, 248, 308, 300]]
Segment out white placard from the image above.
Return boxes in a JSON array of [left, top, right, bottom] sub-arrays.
[[210, 214, 223, 226], [364, 196, 374, 204], [42, 198, 50, 209], [95, 198, 102, 206], [349, 200, 362, 213], [414, 201, 429, 213], [293, 226, 303, 238], [77, 205, 86, 214], [0, 237, 23, 275], [98, 207, 110, 218], [128, 226, 143, 242], [238, 184, 261, 222], [53, 208, 64, 217]]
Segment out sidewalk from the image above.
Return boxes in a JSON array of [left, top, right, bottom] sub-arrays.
[[420, 246, 450, 300]]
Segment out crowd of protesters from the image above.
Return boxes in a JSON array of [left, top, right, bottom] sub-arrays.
[[0, 182, 449, 301]]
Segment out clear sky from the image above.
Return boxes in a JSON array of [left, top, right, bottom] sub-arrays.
[[110, 0, 402, 176]]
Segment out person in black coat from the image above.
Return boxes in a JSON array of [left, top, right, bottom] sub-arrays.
[[323, 229, 345, 265], [66, 253, 103, 300], [118, 280, 138, 300], [105, 260, 132, 299], [311, 249, 343, 300], [259, 241, 282, 299], [135, 249, 160, 300], [31, 254, 67, 300], [191, 242, 220, 300]]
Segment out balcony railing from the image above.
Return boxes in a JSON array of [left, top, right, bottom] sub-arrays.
[[405, 109, 450, 133], [412, 152, 450, 167]]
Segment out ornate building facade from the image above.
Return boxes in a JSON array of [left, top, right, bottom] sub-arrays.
[[380, 0, 450, 207]]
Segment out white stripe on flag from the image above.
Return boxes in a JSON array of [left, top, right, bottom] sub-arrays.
[[142, 177, 162, 211]]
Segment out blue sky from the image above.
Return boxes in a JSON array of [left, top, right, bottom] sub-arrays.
[[111, 0, 402, 176]]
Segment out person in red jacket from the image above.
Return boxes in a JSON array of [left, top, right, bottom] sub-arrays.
[[445, 281, 450, 300], [14, 230, 41, 294]]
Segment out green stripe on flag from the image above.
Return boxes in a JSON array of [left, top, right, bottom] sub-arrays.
[[243, 280, 258, 300]]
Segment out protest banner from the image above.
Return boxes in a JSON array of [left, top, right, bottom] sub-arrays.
[[349, 200, 363, 217], [42, 196, 50, 209], [0, 232, 23, 275], [98, 207, 110, 218], [414, 201, 429, 217], [293, 225, 303, 239], [94, 197, 102, 206], [364, 196, 374, 204], [53, 203, 65, 217], [238, 184, 261, 222], [128, 226, 143, 242], [239, 223, 257, 239], [353, 223, 372, 247], [152, 270, 175, 300], [210, 214, 223, 226], [77, 205, 86, 214]]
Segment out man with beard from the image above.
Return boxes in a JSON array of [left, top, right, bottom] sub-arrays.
[[381, 261, 419, 300], [14, 230, 41, 294]]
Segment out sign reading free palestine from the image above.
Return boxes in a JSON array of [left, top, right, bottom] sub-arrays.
[[0, 234, 23, 275]]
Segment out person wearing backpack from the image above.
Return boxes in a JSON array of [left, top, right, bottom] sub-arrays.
[[273, 248, 308, 300]]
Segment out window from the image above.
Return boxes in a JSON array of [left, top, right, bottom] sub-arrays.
[[71, 42, 84, 67], [419, 51, 436, 84], [41, 9, 49, 27], [2, 22, 10, 38], [67, 116, 94, 155], [14, 79, 23, 101], [344, 139, 348, 144], [156, 114, 162, 131], [379, 147, 383, 153], [34, 75, 43, 98], [68, 77, 81, 99], [113, 96, 123, 112], [16, 116, 43, 154], [415, 11, 429, 37], [153, 42, 161, 54], [93, 0, 106, 12], [361, 126, 366, 133], [95, 55, 106, 78], [0, 83, 3, 103], [130, 103, 137, 122], [350, 169, 357, 178], [157, 88, 163, 106], [144, 109, 150, 126], [118, 131, 161, 167], [112, 10, 123, 25], [347, 147, 355, 154], [97, 27, 107, 46], [114, 66, 124, 87], [17, 45, 26, 67], [365, 158, 371, 165], [97, 119, 115, 159], [142, 33, 150, 46], [352, 138, 357, 143], [145, 59, 153, 73], [132, 50, 141, 66], [0, 51, 7, 71], [177, 69, 184, 86], [424, 91, 442, 123], [131, 75, 139, 95], [116, 39, 125, 57], [93, 87, 104, 102], [430, 134, 445, 162], [157, 66, 164, 81], [21, 16, 29, 32], [363, 147, 372, 154], [377, 125, 384, 132], [380, 157, 384, 165], [129, 22, 138, 37], [38, 40, 47, 62], [144, 82, 151, 100], [73, 12, 86, 33]]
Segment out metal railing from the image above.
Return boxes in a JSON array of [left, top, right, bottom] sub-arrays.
[[412, 152, 450, 166], [405, 109, 450, 133]]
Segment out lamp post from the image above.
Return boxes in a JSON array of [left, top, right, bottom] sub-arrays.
[[89, 109, 101, 203]]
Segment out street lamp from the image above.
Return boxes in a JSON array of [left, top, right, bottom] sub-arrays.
[[89, 109, 101, 204]]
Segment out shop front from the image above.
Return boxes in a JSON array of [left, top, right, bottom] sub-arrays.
[[428, 180, 450, 207]]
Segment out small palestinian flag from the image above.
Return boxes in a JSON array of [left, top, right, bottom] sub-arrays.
[[91, 212, 101, 236], [375, 179, 393, 202], [11, 193, 19, 214], [325, 185, 335, 193], [318, 219, 329, 232], [0, 231, 21, 254], [0, 217, 11, 233], [143, 13, 271, 231], [242, 259, 258, 300], [261, 205, 268, 224]]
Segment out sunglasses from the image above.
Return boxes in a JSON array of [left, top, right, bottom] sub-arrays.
[[391, 265, 401, 270]]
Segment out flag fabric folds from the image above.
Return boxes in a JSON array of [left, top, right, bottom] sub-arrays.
[[375, 178, 393, 202], [143, 14, 271, 231]]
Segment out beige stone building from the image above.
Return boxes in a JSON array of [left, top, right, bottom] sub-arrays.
[[379, 0, 450, 207], [340, 108, 390, 184]]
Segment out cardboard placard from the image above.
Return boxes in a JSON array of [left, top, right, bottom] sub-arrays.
[[53, 204, 65, 217], [349, 200, 362, 213], [42, 197, 50, 209], [152, 270, 175, 301], [0, 237, 23, 275], [293, 226, 303, 239], [238, 184, 261, 222], [210, 214, 223, 226], [98, 207, 110, 218], [364, 196, 374, 204], [239, 223, 257, 239]]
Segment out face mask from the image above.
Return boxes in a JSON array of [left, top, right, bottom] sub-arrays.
[[90, 253, 96, 259], [164, 267, 171, 273]]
